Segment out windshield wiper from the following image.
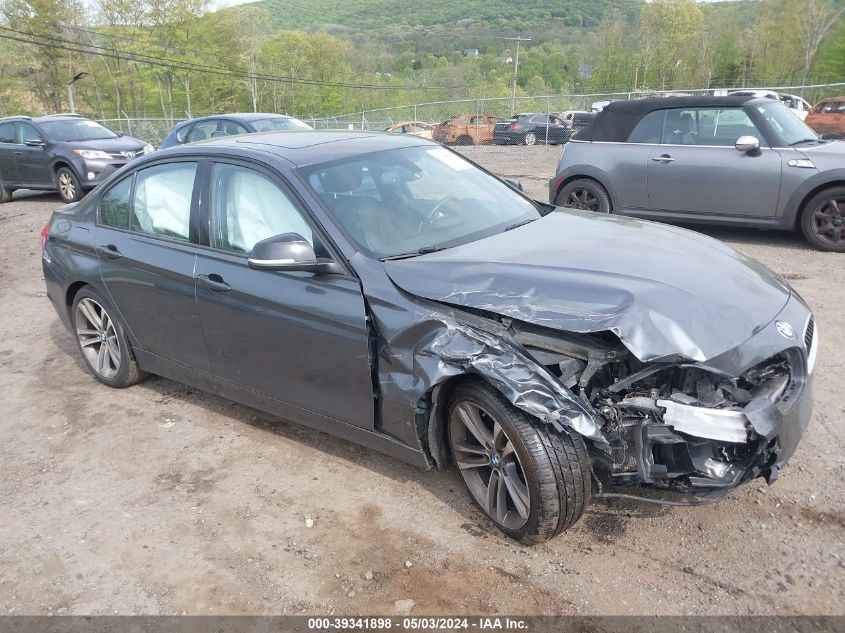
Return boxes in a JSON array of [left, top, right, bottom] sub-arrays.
[[380, 245, 448, 261], [504, 217, 537, 231], [788, 138, 822, 147]]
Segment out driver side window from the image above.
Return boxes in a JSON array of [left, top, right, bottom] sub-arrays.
[[210, 164, 313, 254]]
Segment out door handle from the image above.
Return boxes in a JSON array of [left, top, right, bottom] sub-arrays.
[[651, 154, 674, 163], [197, 273, 231, 293], [14, 151, 23, 156], [96, 244, 122, 259]]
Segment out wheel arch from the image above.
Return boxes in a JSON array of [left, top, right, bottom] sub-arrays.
[[794, 179, 845, 228], [65, 280, 90, 315], [551, 166, 620, 210]]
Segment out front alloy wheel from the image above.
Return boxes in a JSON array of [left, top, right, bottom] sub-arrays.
[[448, 380, 591, 544], [801, 187, 845, 252], [56, 167, 82, 202]]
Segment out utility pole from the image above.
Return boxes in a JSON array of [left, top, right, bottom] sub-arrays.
[[503, 36, 531, 116], [66, 72, 89, 114]]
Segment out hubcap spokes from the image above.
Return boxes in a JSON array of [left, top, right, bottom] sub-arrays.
[[812, 198, 844, 245], [565, 188, 599, 211], [76, 298, 120, 378], [450, 402, 530, 529]]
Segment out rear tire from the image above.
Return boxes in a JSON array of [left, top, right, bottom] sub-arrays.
[[799, 186, 845, 252], [56, 166, 83, 203], [71, 287, 148, 388], [448, 379, 591, 544], [456, 135, 473, 146], [555, 178, 611, 213], [0, 180, 11, 203], [524, 132, 537, 146]]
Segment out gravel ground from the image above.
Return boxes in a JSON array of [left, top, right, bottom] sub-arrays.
[[0, 146, 843, 616]]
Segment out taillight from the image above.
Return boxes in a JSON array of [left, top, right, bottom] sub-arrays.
[[40, 222, 49, 249], [508, 124, 521, 130]]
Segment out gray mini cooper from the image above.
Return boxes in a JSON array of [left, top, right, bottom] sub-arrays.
[[550, 96, 845, 252]]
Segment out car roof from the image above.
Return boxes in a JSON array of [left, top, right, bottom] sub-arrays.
[[174, 112, 299, 127], [164, 130, 433, 167], [576, 96, 763, 142], [0, 114, 90, 123]]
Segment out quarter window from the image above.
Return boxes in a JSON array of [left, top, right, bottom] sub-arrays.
[[132, 163, 197, 241], [100, 176, 132, 229], [211, 164, 312, 254]]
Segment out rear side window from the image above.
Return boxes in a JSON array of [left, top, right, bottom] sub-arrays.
[[100, 176, 132, 229], [628, 110, 665, 143], [186, 121, 218, 143], [132, 163, 197, 241]]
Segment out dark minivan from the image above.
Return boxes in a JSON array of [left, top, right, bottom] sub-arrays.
[[0, 114, 151, 203]]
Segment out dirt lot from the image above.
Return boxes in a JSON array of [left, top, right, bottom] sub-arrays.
[[1, 145, 843, 616]]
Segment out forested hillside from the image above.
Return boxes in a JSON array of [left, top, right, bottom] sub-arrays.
[[0, 0, 843, 122]]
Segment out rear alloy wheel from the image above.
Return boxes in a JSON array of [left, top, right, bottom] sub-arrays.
[[555, 178, 611, 213], [448, 379, 591, 544], [72, 288, 147, 388], [56, 167, 82, 202], [800, 187, 845, 252], [524, 132, 537, 146]]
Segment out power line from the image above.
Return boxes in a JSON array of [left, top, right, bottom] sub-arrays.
[[0, 25, 462, 91]]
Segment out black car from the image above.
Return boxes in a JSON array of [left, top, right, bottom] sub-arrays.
[[493, 113, 572, 145], [0, 114, 152, 203], [159, 113, 312, 149], [42, 131, 816, 544]]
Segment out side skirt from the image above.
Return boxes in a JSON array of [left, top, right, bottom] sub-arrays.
[[134, 349, 430, 469], [619, 208, 797, 230]]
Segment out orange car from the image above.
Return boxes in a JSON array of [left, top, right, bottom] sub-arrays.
[[433, 114, 499, 145], [806, 96, 845, 139]]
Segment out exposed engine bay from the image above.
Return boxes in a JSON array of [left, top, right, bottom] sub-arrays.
[[513, 323, 793, 495]]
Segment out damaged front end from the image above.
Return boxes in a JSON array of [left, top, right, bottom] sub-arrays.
[[512, 310, 815, 499]]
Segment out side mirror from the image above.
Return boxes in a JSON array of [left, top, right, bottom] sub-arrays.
[[735, 136, 760, 152], [24, 138, 45, 147], [503, 177, 524, 192], [248, 233, 317, 272]]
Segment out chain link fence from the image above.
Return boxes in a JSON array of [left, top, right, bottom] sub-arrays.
[[98, 82, 845, 146]]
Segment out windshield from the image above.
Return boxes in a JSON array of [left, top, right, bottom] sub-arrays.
[[753, 101, 819, 146], [39, 119, 118, 141], [251, 117, 312, 132], [302, 146, 540, 258]]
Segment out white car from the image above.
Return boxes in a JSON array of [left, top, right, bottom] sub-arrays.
[[727, 89, 811, 120]]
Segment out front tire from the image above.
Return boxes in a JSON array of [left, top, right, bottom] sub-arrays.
[[555, 178, 611, 213], [448, 379, 591, 544], [800, 186, 845, 252], [56, 166, 83, 202], [71, 287, 147, 388]]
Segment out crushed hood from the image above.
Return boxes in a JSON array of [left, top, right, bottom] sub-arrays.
[[383, 210, 790, 362]]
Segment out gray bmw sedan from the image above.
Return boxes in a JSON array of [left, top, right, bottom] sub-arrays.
[[42, 131, 817, 543]]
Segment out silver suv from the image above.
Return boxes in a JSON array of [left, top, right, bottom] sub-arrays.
[[550, 96, 845, 252]]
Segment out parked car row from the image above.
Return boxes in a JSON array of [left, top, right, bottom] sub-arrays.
[[0, 112, 312, 202], [551, 95, 845, 252]]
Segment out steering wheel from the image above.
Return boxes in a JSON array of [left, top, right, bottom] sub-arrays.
[[419, 196, 460, 233]]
